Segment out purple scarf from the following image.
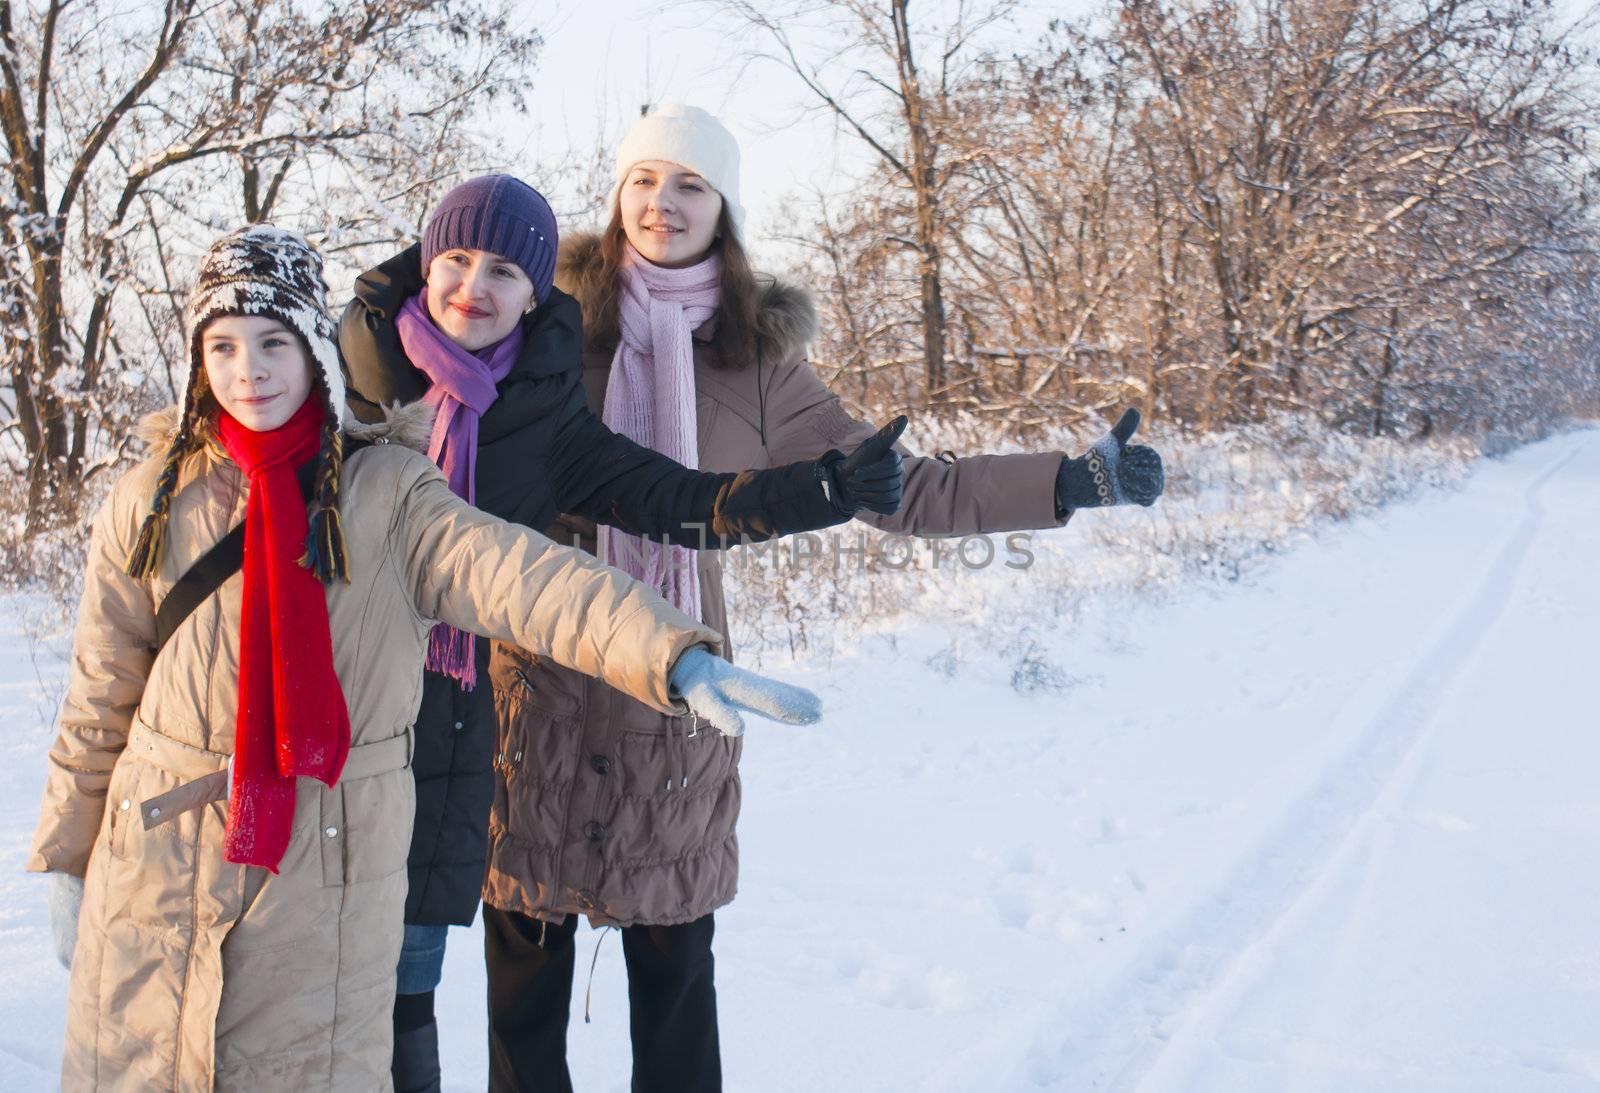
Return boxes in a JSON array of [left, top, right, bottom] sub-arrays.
[[395, 289, 524, 688]]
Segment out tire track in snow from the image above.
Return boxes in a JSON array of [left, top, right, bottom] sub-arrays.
[[1139, 437, 1590, 1092], [1027, 436, 1589, 1091]]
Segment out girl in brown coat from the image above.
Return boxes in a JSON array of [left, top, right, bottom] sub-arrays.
[[480, 105, 1166, 1091], [28, 226, 821, 1091], [338, 174, 906, 1091]]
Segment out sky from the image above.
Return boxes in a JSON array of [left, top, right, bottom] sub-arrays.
[[493, 0, 1100, 265]]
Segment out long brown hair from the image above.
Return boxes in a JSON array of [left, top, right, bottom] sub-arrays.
[[584, 203, 767, 370]]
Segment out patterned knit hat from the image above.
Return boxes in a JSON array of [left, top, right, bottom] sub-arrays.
[[182, 225, 346, 418], [612, 104, 745, 232], [422, 175, 559, 305], [127, 226, 350, 583]]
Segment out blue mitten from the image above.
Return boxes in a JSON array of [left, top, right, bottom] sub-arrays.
[[49, 872, 84, 971], [668, 647, 823, 737]]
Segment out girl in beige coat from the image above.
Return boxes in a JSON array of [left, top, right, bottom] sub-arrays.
[[27, 226, 820, 1091]]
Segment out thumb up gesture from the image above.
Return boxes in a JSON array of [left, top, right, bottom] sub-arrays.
[[819, 415, 908, 516], [1056, 409, 1165, 511]]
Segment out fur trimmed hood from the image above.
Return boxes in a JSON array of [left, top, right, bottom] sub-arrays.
[[555, 231, 819, 366], [134, 400, 435, 462]]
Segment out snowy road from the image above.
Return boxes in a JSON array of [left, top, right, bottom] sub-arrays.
[[0, 428, 1595, 1091]]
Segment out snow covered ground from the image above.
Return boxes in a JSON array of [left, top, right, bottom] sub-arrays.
[[0, 427, 1595, 1091]]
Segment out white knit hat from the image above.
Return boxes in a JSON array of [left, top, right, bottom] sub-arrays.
[[612, 104, 745, 232]]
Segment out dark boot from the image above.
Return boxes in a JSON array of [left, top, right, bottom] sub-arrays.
[[621, 914, 721, 1093], [391, 1018, 442, 1093], [484, 905, 580, 1093]]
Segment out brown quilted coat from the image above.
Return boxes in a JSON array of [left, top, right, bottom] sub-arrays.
[[28, 401, 720, 1091], [480, 235, 1069, 929]]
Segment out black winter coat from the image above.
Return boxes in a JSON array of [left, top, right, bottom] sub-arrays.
[[340, 245, 845, 925]]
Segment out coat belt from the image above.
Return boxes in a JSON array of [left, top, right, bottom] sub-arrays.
[[127, 718, 413, 832]]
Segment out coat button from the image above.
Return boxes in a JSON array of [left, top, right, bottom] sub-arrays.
[[590, 754, 611, 776], [147, 806, 161, 819], [453, 720, 464, 732], [584, 821, 606, 841], [324, 826, 338, 838], [119, 799, 131, 811]]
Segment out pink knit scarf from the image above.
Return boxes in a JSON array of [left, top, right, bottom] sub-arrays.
[[598, 244, 720, 620]]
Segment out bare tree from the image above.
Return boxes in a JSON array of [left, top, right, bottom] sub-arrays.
[[780, 0, 1599, 441], [0, 0, 539, 531], [712, 0, 1019, 407], [1108, 0, 1595, 428]]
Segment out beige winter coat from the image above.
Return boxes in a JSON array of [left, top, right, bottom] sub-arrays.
[[480, 235, 1068, 928], [28, 401, 720, 1091]]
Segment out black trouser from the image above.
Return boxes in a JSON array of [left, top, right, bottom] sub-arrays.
[[483, 904, 721, 1092]]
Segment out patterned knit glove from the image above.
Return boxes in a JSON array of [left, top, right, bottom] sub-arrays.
[[669, 646, 823, 738], [48, 872, 84, 971], [1056, 408, 1164, 513]]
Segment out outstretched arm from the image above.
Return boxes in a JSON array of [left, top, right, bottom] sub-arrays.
[[394, 457, 819, 730], [761, 356, 1071, 537], [547, 376, 901, 548]]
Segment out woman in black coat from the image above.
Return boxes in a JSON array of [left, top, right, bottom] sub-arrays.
[[338, 174, 903, 1091]]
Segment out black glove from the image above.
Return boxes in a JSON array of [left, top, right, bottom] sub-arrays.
[[1056, 408, 1164, 513], [817, 415, 908, 516]]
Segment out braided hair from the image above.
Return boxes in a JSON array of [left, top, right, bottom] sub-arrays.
[[300, 388, 349, 583], [124, 374, 207, 581]]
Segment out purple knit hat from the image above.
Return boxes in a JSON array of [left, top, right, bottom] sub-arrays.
[[422, 174, 559, 304]]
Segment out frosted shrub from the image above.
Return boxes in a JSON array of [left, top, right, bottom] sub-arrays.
[[724, 413, 1480, 668]]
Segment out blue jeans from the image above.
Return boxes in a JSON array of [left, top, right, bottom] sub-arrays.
[[396, 923, 449, 995]]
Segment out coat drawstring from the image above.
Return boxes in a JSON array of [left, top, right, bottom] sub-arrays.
[[683, 714, 699, 788], [664, 715, 691, 792], [583, 925, 616, 1024], [664, 717, 675, 792]]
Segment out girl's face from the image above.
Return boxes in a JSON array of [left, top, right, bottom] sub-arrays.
[[619, 160, 724, 268], [426, 248, 535, 351], [201, 315, 314, 431]]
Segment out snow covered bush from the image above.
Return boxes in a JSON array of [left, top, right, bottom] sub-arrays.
[[723, 412, 1481, 671]]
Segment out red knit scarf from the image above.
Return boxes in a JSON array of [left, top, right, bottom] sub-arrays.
[[215, 397, 351, 872]]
